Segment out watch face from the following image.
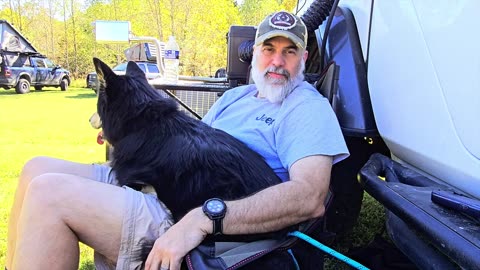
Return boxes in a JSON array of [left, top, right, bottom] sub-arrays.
[[206, 199, 225, 214]]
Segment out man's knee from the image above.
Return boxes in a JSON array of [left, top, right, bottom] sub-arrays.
[[21, 156, 54, 180], [25, 174, 75, 208], [17, 156, 53, 190]]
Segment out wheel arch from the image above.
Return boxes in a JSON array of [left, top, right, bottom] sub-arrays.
[[16, 73, 32, 85], [62, 75, 71, 85]]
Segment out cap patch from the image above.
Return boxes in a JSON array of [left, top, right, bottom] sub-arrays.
[[269, 11, 297, 30]]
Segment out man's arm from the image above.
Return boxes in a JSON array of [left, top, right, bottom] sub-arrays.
[[145, 154, 333, 270], [223, 155, 332, 234]]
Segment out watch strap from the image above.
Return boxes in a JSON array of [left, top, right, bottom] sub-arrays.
[[213, 217, 223, 235]]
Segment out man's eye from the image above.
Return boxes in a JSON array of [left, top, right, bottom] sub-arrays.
[[262, 47, 274, 55]]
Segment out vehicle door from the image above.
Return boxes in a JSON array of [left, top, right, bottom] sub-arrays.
[[32, 57, 48, 85], [44, 58, 61, 84], [146, 63, 161, 80]]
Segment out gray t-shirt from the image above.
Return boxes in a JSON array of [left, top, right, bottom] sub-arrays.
[[202, 81, 349, 181]]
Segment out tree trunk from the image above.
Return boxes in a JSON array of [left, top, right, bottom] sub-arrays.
[[70, 0, 78, 77], [48, 1, 56, 59], [63, 0, 69, 70]]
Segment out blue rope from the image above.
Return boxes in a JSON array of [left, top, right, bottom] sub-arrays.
[[287, 249, 301, 270], [288, 231, 370, 270]]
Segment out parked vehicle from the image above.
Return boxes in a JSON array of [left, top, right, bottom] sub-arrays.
[[0, 20, 70, 94], [295, 0, 479, 269], [87, 61, 161, 91], [0, 53, 70, 94]]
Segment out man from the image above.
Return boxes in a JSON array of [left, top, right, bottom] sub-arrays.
[[6, 11, 348, 270]]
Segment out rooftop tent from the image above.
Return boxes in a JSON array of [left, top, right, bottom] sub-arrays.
[[0, 20, 37, 53]]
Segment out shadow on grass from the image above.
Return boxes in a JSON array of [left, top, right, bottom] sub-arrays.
[[65, 92, 97, 99], [0, 88, 65, 95], [0, 90, 18, 96], [0, 87, 97, 98]]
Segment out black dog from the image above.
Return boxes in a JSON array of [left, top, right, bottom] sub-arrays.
[[93, 58, 284, 222]]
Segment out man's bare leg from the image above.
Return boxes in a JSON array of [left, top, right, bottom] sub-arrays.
[[6, 157, 115, 269], [12, 172, 125, 270]]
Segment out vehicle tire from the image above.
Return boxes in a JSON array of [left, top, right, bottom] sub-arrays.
[[60, 78, 68, 91], [34, 86, 43, 91], [15, 78, 30, 94]]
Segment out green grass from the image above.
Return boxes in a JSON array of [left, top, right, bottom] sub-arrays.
[[0, 85, 103, 268], [325, 194, 387, 269], [0, 84, 386, 269]]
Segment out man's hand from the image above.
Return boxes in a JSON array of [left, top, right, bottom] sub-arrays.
[[145, 208, 211, 270]]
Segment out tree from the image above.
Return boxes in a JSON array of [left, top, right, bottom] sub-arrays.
[[238, 0, 299, 25], [146, 0, 164, 41], [0, 0, 305, 78], [239, 0, 283, 26], [70, 0, 80, 76], [47, 0, 57, 59], [175, 0, 241, 76]]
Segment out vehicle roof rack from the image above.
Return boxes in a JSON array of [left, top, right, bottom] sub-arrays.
[[0, 50, 46, 57]]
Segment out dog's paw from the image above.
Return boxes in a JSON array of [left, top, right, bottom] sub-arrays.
[[89, 112, 102, 129]]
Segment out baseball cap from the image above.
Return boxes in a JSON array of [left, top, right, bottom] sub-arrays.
[[255, 11, 307, 49]]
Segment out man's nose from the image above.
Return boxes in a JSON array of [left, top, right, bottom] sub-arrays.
[[270, 52, 286, 67]]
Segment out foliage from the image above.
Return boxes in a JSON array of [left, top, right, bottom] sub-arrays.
[[0, 0, 301, 79], [0, 87, 104, 268]]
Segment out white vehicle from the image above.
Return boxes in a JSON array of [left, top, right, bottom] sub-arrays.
[[294, 0, 480, 268], [87, 61, 161, 91]]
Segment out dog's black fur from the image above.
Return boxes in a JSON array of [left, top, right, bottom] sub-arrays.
[[93, 57, 285, 222]]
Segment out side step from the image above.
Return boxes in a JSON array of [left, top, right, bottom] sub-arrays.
[[359, 153, 480, 269]]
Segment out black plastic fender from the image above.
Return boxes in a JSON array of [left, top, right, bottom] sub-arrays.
[[320, 7, 378, 137]]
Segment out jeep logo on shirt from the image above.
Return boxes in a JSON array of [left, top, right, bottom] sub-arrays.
[[255, 114, 275, 126]]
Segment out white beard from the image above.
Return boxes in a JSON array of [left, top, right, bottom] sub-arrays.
[[251, 55, 305, 103]]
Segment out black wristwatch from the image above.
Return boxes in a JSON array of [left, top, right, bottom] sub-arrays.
[[202, 198, 227, 235]]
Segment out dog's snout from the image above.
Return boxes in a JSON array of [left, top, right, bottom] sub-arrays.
[[89, 112, 102, 129]]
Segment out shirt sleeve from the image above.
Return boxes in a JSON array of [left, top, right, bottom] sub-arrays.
[[201, 95, 224, 125], [275, 98, 349, 170]]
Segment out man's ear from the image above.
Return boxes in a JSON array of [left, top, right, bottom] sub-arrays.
[[253, 45, 259, 55], [303, 50, 309, 62]]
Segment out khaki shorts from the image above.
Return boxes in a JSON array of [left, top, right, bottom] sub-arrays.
[[92, 164, 174, 270]]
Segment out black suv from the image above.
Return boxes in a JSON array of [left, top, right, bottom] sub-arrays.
[[0, 52, 70, 94]]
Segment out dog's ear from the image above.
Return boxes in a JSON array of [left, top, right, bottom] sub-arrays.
[[126, 61, 147, 79], [93, 58, 117, 87]]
